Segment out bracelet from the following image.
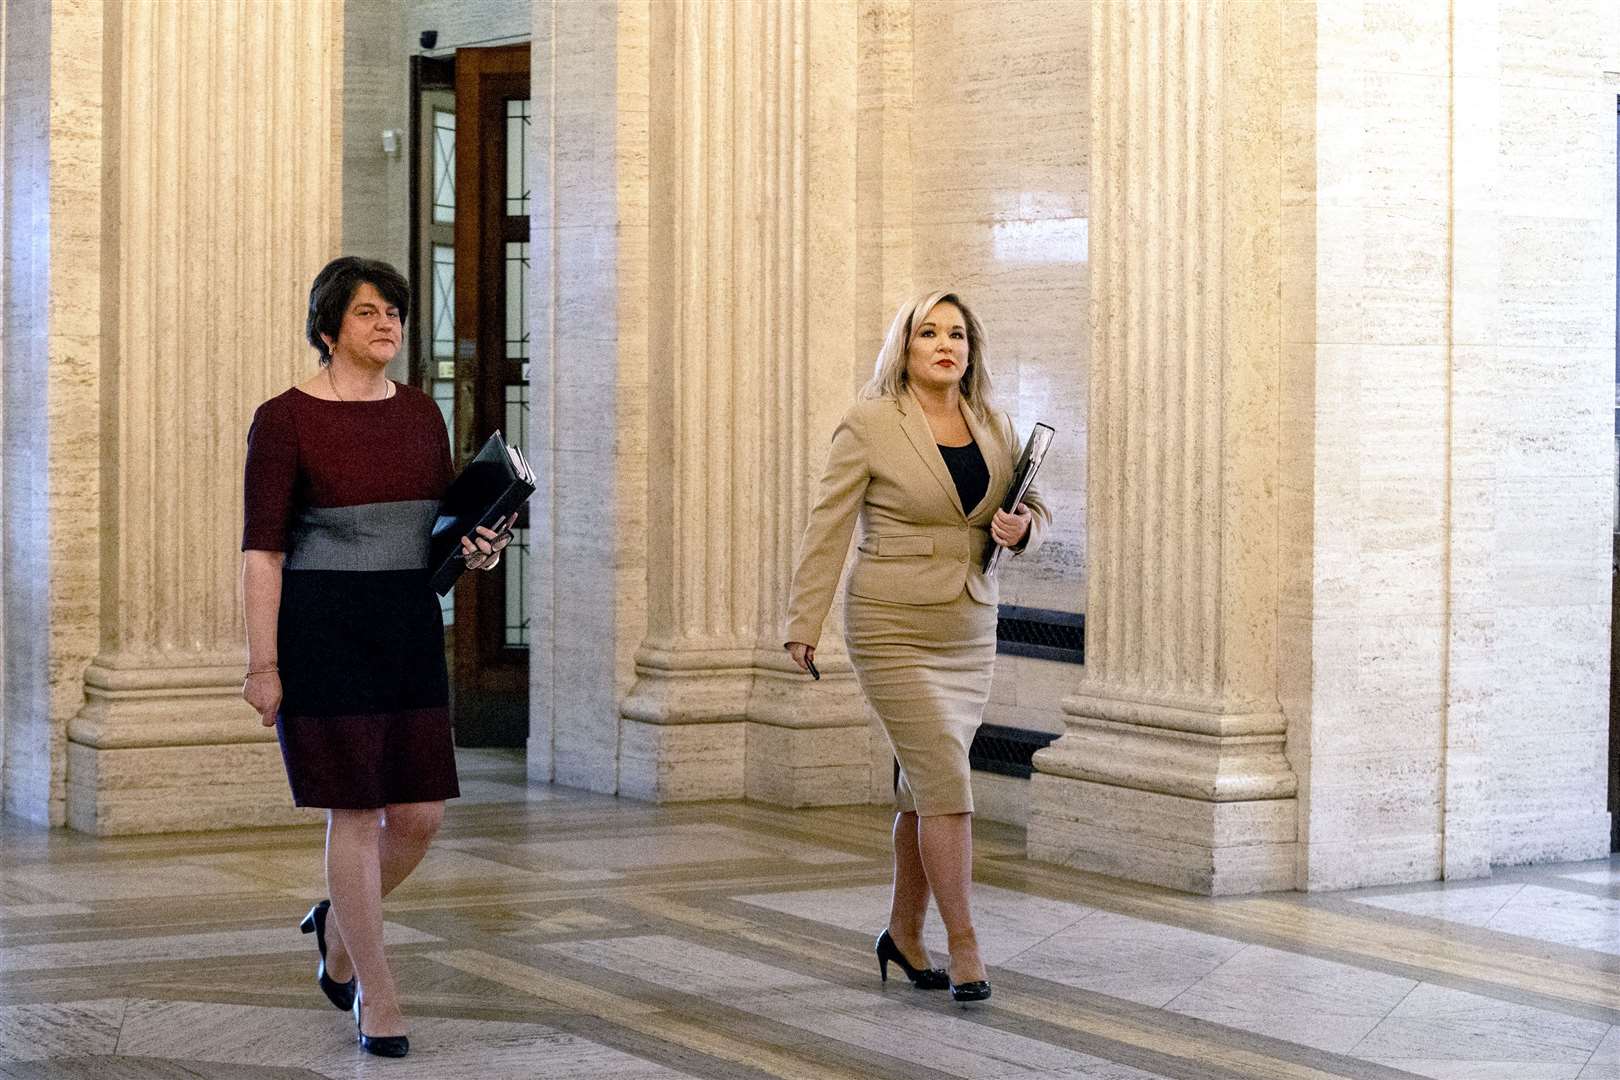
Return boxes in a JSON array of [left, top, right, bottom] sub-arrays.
[[244, 666, 278, 678]]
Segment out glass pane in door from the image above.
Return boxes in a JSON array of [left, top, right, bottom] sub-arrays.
[[432, 110, 456, 224], [506, 99, 531, 216]]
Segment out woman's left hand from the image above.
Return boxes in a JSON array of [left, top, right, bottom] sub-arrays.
[[990, 503, 1032, 549], [461, 512, 518, 571]]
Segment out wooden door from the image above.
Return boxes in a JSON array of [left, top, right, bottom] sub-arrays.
[[450, 43, 532, 747]]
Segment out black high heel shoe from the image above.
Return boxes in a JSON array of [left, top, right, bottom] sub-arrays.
[[949, 978, 992, 1003], [354, 994, 410, 1058], [875, 929, 948, 990], [299, 900, 357, 1012]]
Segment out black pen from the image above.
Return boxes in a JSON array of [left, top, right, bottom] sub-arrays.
[[806, 657, 820, 681]]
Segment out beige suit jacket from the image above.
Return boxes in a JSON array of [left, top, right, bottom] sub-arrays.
[[783, 389, 1051, 649]]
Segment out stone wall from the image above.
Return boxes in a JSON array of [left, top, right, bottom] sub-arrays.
[[2, 0, 103, 827], [907, 1, 1089, 744], [1031, 0, 1617, 894], [528, 0, 651, 794], [1283, 0, 1616, 890], [340, 0, 530, 380]]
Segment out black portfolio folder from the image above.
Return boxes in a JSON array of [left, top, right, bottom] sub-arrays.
[[982, 422, 1054, 573], [429, 430, 535, 596]]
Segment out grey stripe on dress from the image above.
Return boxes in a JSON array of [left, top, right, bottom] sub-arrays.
[[284, 499, 438, 572]]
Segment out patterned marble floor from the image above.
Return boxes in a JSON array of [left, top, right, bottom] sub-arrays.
[[4, 750, 1620, 1079]]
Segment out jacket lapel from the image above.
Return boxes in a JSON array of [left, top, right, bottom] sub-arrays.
[[897, 388, 966, 519], [960, 401, 1007, 522]]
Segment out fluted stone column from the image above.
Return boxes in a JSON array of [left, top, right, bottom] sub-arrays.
[[66, 1, 341, 834], [1027, 0, 1297, 894], [621, 0, 864, 804]]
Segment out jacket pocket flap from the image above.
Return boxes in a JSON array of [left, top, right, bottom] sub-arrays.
[[876, 534, 934, 557]]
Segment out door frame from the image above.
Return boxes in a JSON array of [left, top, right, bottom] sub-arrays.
[[451, 43, 531, 746]]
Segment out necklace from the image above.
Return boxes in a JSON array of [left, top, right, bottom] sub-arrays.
[[327, 364, 391, 402]]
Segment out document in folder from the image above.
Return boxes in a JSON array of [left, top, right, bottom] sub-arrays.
[[982, 422, 1054, 574], [429, 430, 535, 596]]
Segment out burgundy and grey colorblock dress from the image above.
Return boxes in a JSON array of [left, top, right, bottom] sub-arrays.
[[242, 384, 461, 809]]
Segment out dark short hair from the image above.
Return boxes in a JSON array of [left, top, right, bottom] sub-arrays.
[[305, 256, 411, 362]]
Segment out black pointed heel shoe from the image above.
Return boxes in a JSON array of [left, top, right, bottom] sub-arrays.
[[875, 929, 949, 990], [354, 996, 410, 1058], [299, 899, 357, 1013], [950, 979, 992, 1003]]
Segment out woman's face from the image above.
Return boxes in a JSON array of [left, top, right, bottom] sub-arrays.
[[325, 281, 402, 368], [904, 301, 969, 394]]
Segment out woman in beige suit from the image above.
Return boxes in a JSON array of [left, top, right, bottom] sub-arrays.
[[784, 290, 1048, 1003]]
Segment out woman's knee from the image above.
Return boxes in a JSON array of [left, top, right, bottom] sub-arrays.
[[328, 807, 386, 837], [385, 801, 444, 844], [918, 810, 973, 838]]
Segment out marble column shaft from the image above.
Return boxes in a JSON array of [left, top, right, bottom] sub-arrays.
[[742, 0, 867, 808], [622, 0, 865, 804], [1028, 0, 1297, 894], [66, 0, 341, 834]]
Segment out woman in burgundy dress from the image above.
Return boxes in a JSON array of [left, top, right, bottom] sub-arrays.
[[240, 257, 512, 1058]]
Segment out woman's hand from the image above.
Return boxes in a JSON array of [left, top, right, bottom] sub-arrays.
[[786, 642, 816, 673], [990, 502, 1032, 549], [243, 671, 282, 728], [461, 512, 519, 571]]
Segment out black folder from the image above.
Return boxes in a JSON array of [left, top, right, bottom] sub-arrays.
[[429, 430, 535, 596], [982, 422, 1054, 573]]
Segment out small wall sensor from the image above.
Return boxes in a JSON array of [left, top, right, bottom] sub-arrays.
[[420, 30, 438, 51], [382, 129, 401, 157]]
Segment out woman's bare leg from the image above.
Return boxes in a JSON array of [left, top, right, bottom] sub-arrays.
[[885, 810, 934, 966], [917, 811, 984, 984], [322, 801, 444, 987], [324, 808, 406, 1035]]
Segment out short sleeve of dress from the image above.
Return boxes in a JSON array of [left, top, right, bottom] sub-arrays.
[[242, 397, 299, 551]]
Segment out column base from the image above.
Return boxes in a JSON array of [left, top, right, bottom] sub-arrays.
[[743, 656, 870, 808], [619, 718, 745, 801], [1027, 773, 1296, 895], [68, 741, 320, 835], [744, 722, 870, 807], [67, 663, 319, 835], [618, 645, 753, 802]]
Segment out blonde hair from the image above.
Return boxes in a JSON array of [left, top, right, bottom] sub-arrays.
[[861, 289, 996, 425]]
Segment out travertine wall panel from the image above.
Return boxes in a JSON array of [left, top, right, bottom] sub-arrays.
[[1471, 0, 1612, 867], [408, 0, 530, 53], [530, 0, 649, 794], [1292, 0, 1453, 888], [2, 0, 57, 822], [1289, 0, 1613, 888], [854, 0, 913, 378], [908, 0, 1087, 743], [342, 0, 408, 277], [2, 0, 102, 826], [0, 0, 7, 802]]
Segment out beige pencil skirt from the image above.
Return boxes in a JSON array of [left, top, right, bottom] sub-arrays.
[[842, 588, 998, 816]]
